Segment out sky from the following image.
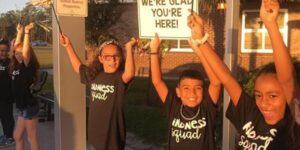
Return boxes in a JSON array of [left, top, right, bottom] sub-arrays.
[[0, 0, 29, 14]]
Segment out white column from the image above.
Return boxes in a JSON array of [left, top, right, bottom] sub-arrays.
[[222, 0, 240, 150], [52, 5, 86, 150]]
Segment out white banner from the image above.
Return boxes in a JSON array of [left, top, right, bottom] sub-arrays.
[[56, 0, 88, 17], [138, 0, 198, 39]]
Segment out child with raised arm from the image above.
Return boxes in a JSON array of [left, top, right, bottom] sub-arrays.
[[60, 34, 136, 150], [188, 0, 300, 149], [150, 31, 221, 149], [11, 23, 40, 150]]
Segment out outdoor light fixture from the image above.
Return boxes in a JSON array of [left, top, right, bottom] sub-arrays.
[[217, 0, 226, 10]]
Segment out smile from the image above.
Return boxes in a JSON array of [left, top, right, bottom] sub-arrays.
[[188, 97, 196, 101]]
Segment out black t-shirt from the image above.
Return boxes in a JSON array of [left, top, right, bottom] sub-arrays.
[[80, 65, 128, 150], [165, 90, 218, 150], [11, 62, 36, 109], [0, 59, 13, 102], [226, 91, 300, 150]]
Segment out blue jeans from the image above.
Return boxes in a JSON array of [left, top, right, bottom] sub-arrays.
[[17, 104, 39, 120]]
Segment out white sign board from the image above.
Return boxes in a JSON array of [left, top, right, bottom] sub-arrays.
[[56, 0, 88, 17], [138, 0, 198, 39]]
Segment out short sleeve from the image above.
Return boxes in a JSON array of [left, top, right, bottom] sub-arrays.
[[79, 64, 90, 84], [226, 91, 258, 129], [201, 91, 219, 119], [164, 90, 180, 118]]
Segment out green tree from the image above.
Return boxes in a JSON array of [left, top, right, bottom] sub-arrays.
[[85, 0, 124, 46], [0, 10, 20, 40]]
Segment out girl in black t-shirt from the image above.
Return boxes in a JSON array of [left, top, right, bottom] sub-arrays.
[[59, 34, 136, 150], [150, 21, 221, 149], [10, 23, 40, 150], [188, 0, 300, 149]]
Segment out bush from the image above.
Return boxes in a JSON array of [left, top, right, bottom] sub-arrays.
[[240, 60, 300, 95]]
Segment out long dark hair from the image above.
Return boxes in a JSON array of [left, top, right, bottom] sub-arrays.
[[86, 40, 125, 81], [9, 43, 40, 84]]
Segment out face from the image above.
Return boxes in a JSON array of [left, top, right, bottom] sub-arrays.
[[14, 50, 23, 63], [254, 74, 287, 125], [176, 78, 204, 108], [0, 45, 9, 60], [99, 44, 122, 73]]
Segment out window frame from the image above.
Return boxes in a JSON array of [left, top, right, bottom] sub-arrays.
[[241, 9, 288, 53]]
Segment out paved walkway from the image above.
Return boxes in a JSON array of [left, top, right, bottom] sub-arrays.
[[0, 119, 163, 150]]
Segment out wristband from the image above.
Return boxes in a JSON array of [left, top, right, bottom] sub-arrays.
[[191, 32, 209, 46], [25, 32, 30, 34], [149, 52, 159, 55]]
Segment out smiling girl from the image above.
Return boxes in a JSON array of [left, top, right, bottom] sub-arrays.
[[60, 34, 136, 150], [188, 0, 300, 149]]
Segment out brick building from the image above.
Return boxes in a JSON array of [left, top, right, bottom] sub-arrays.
[[107, 1, 300, 78]]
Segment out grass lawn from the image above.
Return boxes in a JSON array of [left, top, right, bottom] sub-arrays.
[[34, 46, 53, 68], [124, 77, 173, 146]]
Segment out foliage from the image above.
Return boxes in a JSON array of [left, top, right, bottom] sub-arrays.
[[0, 5, 51, 42], [0, 10, 20, 39], [85, 0, 124, 46], [240, 60, 300, 95]]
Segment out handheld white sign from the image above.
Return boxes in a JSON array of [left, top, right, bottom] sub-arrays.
[[138, 0, 198, 39]]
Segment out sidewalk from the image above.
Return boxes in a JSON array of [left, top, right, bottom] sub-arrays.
[[1, 116, 163, 150], [0, 121, 54, 150]]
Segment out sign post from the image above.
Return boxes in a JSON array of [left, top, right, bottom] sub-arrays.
[[222, 0, 240, 149], [52, 0, 87, 150]]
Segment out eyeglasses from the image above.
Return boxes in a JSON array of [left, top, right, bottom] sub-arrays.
[[101, 55, 121, 61]]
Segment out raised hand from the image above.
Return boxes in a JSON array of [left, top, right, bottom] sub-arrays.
[[150, 33, 160, 53], [260, 0, 280, 28], [59, 34, 72, 48], [25, 23, 34, 33], [187, 10, 205, 40], [16, 23, 23, 33], [125, 37, 138, 49]]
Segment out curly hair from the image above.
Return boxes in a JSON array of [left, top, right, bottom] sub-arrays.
[[85, 40, 125, 81]]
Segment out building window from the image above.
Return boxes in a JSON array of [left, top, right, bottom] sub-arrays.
[[241, 9, 288, 53], [169, 40, 193, 52]]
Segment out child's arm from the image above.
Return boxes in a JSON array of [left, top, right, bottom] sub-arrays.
[[14, 23, 23, 46], [59, 34, 82, 73], [122, 38, 137, 84], [260, 0, 295, 104], [187, 14, 221, 104], [150, 33, 169, 103], [188, 12, 242, 106], [22, 23, 34, 66]]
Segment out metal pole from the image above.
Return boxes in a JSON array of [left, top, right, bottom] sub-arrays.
[[52, 0, 86, 150], [222, 0, 240, 149]]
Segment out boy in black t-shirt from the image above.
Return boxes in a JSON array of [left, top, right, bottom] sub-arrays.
[[150, 20, 221, 149], [0, 39, 15, 147], [188, 0, 300, 149]]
